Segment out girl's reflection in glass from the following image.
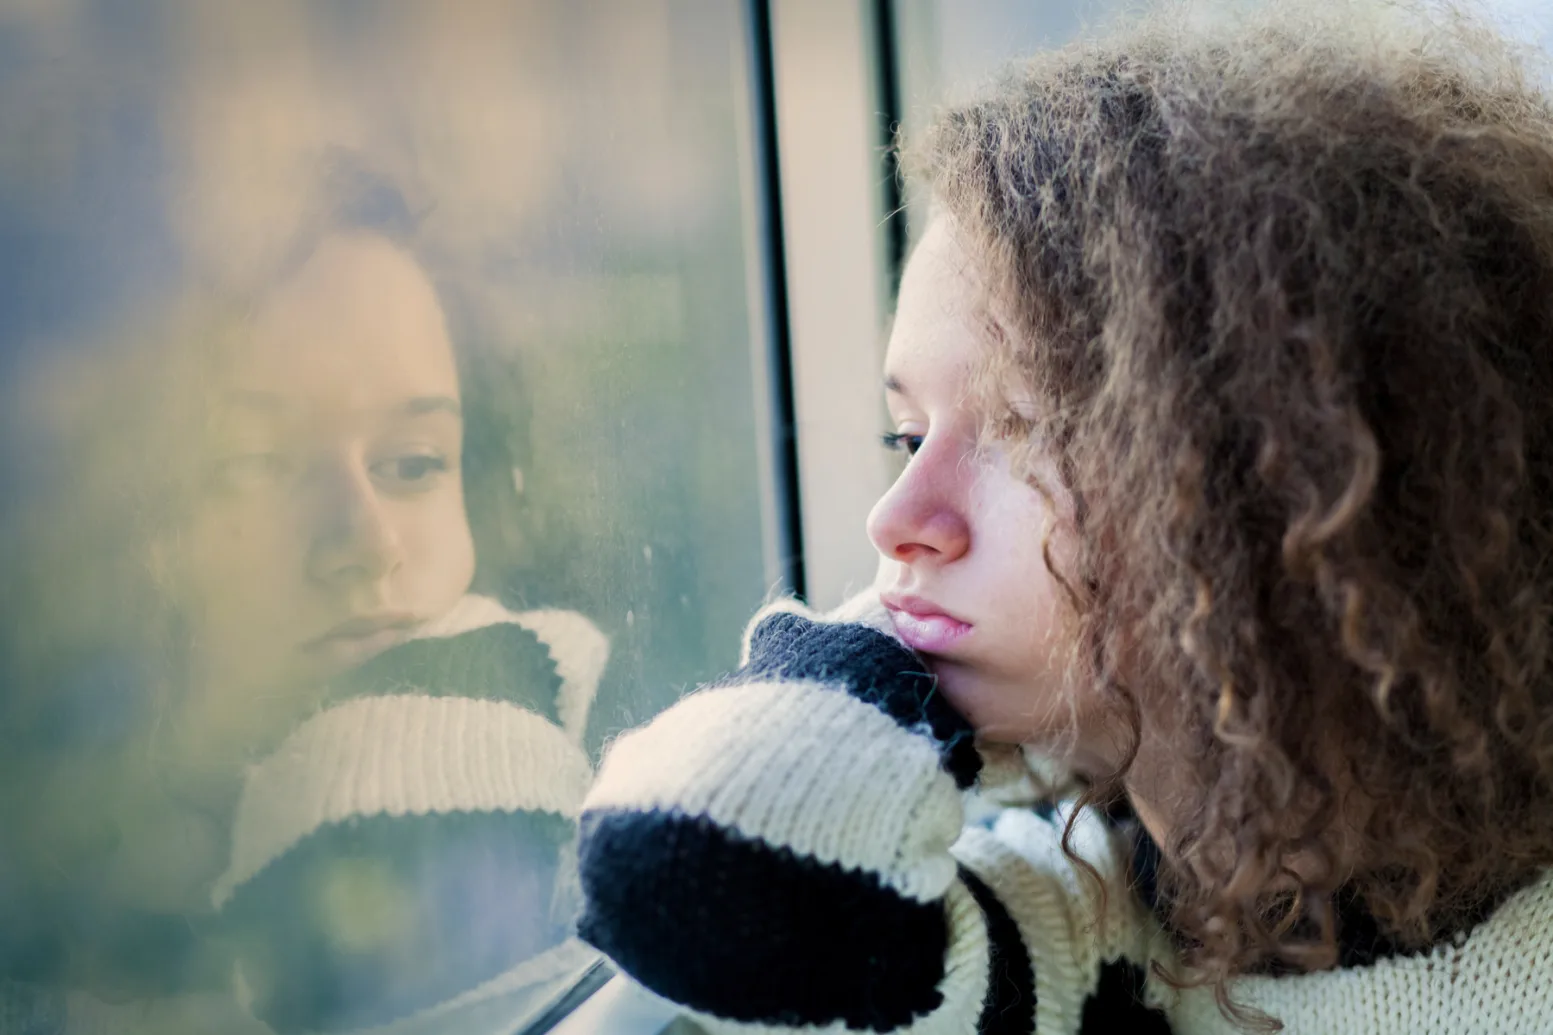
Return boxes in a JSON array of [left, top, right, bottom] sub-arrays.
[[2, 158, 603, 1033]]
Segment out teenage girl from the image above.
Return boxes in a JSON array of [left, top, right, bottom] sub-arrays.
[[574, 5, 1553, 1032]]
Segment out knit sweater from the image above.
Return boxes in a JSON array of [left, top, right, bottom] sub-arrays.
[[215, 593, 610, 1035], [575, 598, 1553, 1035]]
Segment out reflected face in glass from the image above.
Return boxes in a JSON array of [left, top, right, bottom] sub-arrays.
[[181, 233, 476, 706], [868, 219, 1101, 760]]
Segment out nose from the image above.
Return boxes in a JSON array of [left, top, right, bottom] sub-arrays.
[[304, 456, 405, 588], [866, 446, 971, 566]]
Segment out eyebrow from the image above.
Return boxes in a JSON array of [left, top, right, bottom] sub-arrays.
[[399, 395, 462, 418], [884, 375, 909, 397]]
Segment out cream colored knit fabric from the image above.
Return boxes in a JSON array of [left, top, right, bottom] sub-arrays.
[[1164, 869, 1553, 1034], [584, 678, 963, 903], [213, 693, 594, 907]]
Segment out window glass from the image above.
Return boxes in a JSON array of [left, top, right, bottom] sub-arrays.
[[891, 0, 1125, 245], [1482, 0, 1553, 73], [0, 2, 778, 1032]]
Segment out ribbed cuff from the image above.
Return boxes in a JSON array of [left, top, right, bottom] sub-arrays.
[[214, 695, 592, 908]]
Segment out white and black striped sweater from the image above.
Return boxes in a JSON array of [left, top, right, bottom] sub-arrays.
[[575, 599, 1553, 1035]]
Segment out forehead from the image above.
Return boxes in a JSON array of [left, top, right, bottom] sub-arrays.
[[884, 219, 988, 395], [221, 233, 460, 403]]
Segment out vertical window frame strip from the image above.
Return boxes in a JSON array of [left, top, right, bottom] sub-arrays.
[[742, 0, 807, 601], [763, 0, 898, 610], [873, 0, 909, 299]]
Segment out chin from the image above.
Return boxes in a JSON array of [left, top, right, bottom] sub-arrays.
[[931, 662, 1062, 745], [929, 663, 1002, 735]]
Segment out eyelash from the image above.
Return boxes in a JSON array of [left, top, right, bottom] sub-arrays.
[[371, 452, 451, 491], [880, 431, 924, 457]]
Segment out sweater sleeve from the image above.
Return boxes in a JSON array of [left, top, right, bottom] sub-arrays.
[[575, 599, 1170, 1035], [213, 600, 609, 1033]]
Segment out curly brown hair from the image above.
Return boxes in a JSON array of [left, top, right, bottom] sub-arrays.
[[910, 0, 1553, 1015]]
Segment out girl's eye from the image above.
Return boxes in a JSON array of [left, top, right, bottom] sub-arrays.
[[880, 431, 925, 457], [370, 453, 450, 490]]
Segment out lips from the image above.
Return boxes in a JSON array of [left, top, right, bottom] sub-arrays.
[[302, 613, 418, 667], [880, 593, 972, 655]]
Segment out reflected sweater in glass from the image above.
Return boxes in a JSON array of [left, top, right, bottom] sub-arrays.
[[0, 594, 610, 1035], [215, 594, 610, 1035]]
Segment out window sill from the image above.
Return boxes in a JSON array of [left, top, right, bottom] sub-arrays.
[[540, 975, 702, 1035]]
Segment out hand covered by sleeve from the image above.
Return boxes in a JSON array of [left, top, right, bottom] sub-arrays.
[[577, 593, 1174, 1035], [214, 597, 608, 1033], [576, 596, 1028, 1034]]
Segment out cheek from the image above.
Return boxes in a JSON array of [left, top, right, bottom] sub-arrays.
[[985, 521, 1076, 699], [397, 488, 476, 606], [181, 499, 302, 617], [975, 476, 1070, 631], [945, 473, 1081, 741]]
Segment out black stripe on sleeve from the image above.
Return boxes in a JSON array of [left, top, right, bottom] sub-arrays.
[[577, 808, 949, 1030], [741, 611, 982, 788], [959, 866, 1036, 1035], [328, 625, 563, 721], [1080, 960, 1174, 1034]]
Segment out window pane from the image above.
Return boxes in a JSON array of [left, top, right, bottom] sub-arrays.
[[0, 3, 777, 1032], [892, 0, 1127, 244], [893, 0, 1553, 172]]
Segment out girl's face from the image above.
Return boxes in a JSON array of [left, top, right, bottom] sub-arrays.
[[179, 234, 476, 720], [869, 220, 1110, 767]]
